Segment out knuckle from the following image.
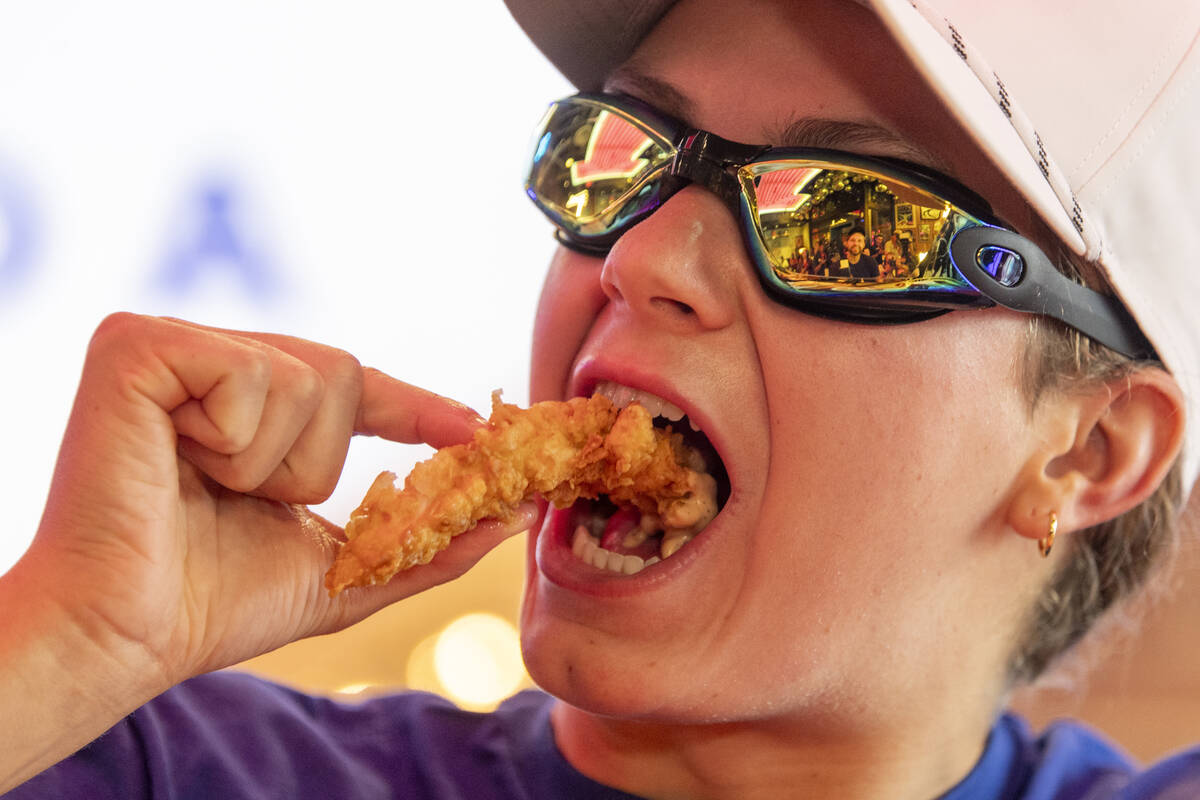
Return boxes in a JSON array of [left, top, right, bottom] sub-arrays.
[[305, 472, 340, 505], [206, 448, 279, 495], [241, 347, 274, 387], [276, 475, 322, 505], [291, 364, 326, 409], [88, 311, 146, 354], [291, 453, 344, 504], [327, 349, 364, 394], [223, 463, 272, 495], [288, 483, 335, 506], [211, 425, 252, 456], [177, 441, 253, 493], [218, 473, 256, 494], [260, 466, 336, 505]]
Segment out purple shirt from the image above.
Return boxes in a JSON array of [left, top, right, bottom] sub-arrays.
[[5, 671, 1199, 798]]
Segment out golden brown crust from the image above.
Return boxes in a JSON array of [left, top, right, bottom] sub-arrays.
[[324, 393, 701, 595]]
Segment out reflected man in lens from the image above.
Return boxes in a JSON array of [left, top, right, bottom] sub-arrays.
[[842, 227, 879, 279]]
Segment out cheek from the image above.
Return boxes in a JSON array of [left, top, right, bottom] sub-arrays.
[[758, 311, 1033, 540], [530, 250, 607, 402], [740, 312, 1036, 678]]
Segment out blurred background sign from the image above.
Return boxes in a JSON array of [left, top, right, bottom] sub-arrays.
[[154, 175, 280, 301], [0, 160, 39, 297]]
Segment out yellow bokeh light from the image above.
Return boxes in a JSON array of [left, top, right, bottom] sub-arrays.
[[431, 612, 526, 711], [334, 682, 374, 696], [404, 632, 441, 696]]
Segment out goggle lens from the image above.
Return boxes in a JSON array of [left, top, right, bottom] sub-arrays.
[[736, 160, 987, 310], [741, 161, 952, 271], [528, 101, 674, 243]]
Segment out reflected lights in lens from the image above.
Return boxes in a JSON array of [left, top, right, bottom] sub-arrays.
[[566, 189, 590, 217], [754, 166, 820, 213], [570, 111, 653, 185]]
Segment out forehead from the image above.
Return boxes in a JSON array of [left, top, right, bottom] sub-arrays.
[[605, 0, 1028, 224]]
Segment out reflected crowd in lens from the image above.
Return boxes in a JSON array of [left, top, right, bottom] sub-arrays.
[[747, 165, 961, 288]]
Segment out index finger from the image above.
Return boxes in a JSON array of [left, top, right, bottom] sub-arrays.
[[354, 368, 486, 448]]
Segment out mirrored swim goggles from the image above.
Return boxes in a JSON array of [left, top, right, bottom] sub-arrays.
[[525, 94, 1155, 360]]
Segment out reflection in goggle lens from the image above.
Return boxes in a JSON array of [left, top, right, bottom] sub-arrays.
[[529, 104, 674, 239], [740, 160, 971, 291]]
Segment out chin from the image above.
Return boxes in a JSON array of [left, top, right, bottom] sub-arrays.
[[517, 579, 649, 716], [517, 596, 761, 725], [517, 571, 690, 720], [521, 630, 653, 717], [519, 627, 704, 721]]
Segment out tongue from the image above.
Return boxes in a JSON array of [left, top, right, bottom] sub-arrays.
[[599, 506, 641, 551], [598, 506, 664, 560]]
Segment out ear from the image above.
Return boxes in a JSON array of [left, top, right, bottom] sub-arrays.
[[1006, 367, 1186, 544]]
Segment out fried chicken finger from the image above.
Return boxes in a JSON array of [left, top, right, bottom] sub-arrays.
[[324, 392, 711, 595]]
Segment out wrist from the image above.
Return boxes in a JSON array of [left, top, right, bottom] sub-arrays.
[[0, 555, 167, 792]]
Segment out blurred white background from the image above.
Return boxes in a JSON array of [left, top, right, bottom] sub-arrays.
[[0, 1, 570, 576]]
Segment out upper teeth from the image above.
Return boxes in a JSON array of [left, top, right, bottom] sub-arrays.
[[594, 380, 698, 430]]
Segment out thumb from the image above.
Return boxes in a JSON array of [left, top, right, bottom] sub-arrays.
[[355, 369, 487, 449]]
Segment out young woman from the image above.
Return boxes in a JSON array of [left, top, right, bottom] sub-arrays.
[[2, 0, 1197, 797]]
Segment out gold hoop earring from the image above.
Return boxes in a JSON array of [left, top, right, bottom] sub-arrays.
[[1039, 512, 1058, 558]]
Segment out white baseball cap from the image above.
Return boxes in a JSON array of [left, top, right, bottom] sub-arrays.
[[504, 0, 1200, 489]]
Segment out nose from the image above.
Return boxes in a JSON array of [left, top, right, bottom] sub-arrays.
[[599, 185, 744, 331]]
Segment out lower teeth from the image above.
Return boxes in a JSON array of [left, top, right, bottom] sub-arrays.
[[569, 448, 720, 576], [572, 525, 664, 575]]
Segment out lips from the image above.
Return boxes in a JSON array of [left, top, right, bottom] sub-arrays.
[[537, 374, 732, 581]]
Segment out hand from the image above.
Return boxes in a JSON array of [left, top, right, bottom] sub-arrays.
[[9, 313, 535, 698]]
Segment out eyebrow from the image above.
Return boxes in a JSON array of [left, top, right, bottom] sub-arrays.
[[604, 65, 696, 122], [771, 118, 948, 171], [604, 64, 950, 172]]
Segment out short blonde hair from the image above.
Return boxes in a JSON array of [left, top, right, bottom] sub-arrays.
[[1005, 244, 1185, 686]]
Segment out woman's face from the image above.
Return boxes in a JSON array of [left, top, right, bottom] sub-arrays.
[[521, 0, 1051, 725]]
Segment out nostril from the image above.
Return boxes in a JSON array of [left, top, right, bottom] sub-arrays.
[[601, 277, 624, 304], [651, 297, 695, 316]]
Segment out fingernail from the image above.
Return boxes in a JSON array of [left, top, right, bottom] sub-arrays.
[[508, 501, 540, 533]]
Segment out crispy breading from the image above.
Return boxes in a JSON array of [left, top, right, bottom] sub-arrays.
[[324, 392, 703, 595]]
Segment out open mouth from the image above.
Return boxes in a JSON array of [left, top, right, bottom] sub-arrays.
[[566, 380, 731, 576]]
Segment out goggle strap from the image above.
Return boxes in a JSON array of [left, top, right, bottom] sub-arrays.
[[553, 229, 612, 256], [951, 227, 1157, 360]]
